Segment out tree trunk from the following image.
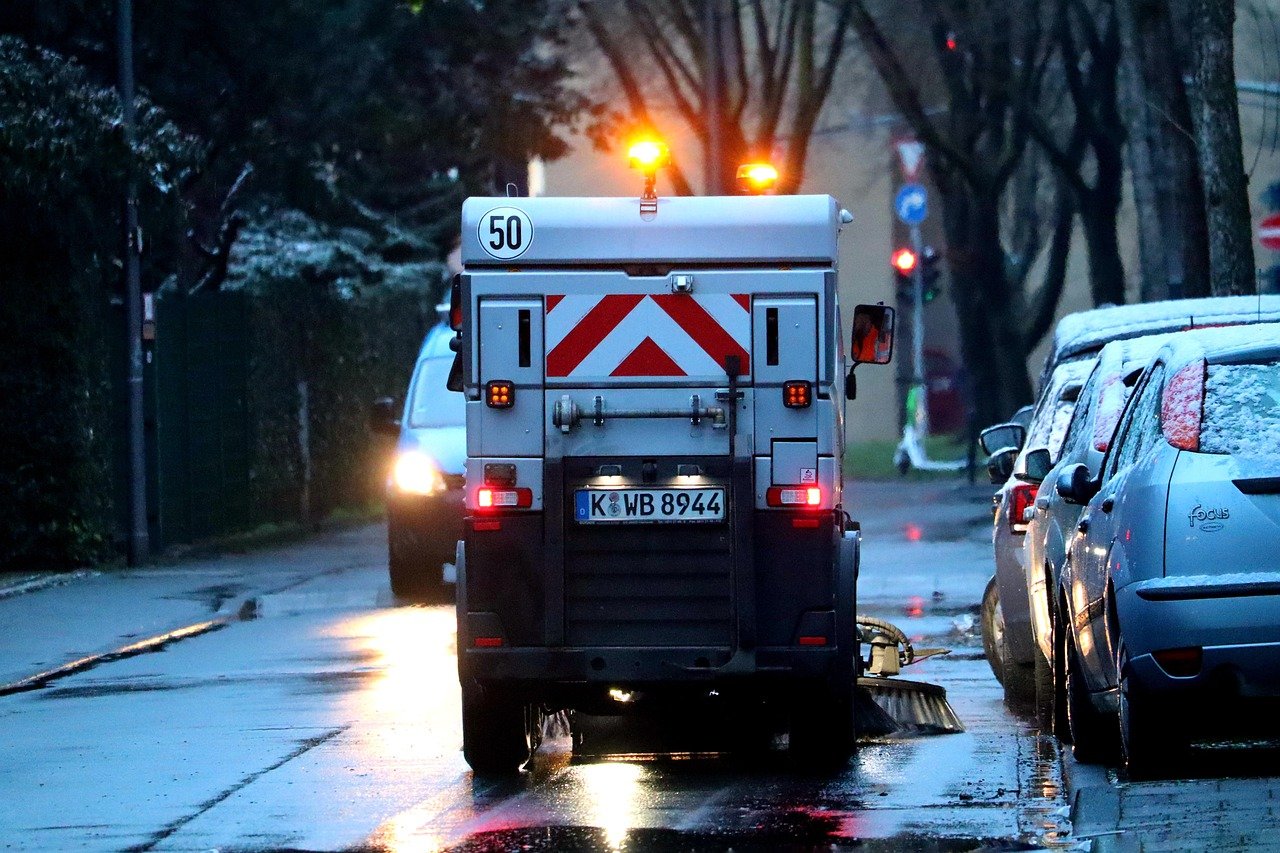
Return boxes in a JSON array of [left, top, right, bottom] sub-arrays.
[[1116, 0, 1210, 299], [1078, 131, 1127, 307], [1188, 0, 1257, 296], [937, 171, 1034, 426]]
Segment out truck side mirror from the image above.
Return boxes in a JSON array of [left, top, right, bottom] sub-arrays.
[[979, 422, 1026, 456], [987, 446, 1018, 485], [850, 304, 894, 365], [369, 397, 401, 437], [1056, 463, 1099, 505], [1017, 446, 1053, 484]]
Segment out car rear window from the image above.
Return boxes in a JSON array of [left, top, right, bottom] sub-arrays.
[[1201, 361, 1280, 456], [408, 357, 465, 428]]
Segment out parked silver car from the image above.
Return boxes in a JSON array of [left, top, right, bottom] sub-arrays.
[[1054, 326, 1280, 776], [1023, 324, 1280, 747], [981, 296, 1280, 706]]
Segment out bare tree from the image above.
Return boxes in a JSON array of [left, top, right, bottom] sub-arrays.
[[1187, 0, 1257, 295], [1115, 0, 1210, 299], [577, 0, 857, 194], [850, 0, 1063, 424], [1023, 0, 1127, 307]]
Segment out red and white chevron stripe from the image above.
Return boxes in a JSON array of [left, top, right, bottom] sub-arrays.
[[545, 293, 750, 378]]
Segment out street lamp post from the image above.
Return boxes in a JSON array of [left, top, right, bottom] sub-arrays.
[[117, 0, 149, 564]]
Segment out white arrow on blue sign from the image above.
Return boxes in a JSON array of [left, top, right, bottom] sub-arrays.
[[895, 183, 928, 225]]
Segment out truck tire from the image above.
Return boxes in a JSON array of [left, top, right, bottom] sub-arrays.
[[789, 685, 855, 766], [461, 681, 534, 776]]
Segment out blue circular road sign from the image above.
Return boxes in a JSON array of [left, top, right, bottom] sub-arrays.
[[895, 184, 928, 225]]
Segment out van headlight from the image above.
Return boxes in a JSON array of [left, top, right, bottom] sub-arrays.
[[392, 451, 443, 495]]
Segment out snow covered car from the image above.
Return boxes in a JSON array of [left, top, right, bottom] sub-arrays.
[[981, 295, 1280, 704], [1054, 326, 1280, 775], [1023, 323, 1280, 742], [981, 359, 1089, 702], [373, 322, 465, 598]]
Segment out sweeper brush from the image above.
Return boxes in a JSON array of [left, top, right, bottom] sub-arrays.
[[855, 615, 964, 736]]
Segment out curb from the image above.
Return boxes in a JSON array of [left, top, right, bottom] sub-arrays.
[[0, 570, 99, 601], [0, 598, 259, 697]]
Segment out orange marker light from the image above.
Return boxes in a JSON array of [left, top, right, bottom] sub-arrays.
[[627, 140, 670, 173], [736, 162, 779, 193], [486, 380, 514, 408], [783, 380, 812, 408]]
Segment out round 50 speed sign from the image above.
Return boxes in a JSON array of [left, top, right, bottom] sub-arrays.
[[478, 207, 533, 260]]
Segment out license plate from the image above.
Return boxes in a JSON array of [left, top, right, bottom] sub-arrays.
[[574, 488, 726, 523]]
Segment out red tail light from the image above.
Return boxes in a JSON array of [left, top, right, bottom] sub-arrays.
[[476, 487, 533, 510], [783, 381, 812, 408], [1161, 360, 1205, 451], [1009, 483, 1037, 533], [767, 486, 822, 508]]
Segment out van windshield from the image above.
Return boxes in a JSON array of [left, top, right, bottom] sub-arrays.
[[408, 357, 464, 428]]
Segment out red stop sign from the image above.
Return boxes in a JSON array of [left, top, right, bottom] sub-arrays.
[[1260, 213, 1280, 251]]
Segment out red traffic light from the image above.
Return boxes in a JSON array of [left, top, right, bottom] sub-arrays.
[[891, 247, 918, 275]]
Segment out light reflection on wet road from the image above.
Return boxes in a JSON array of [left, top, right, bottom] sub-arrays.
[[0, 482, 1073, 851]]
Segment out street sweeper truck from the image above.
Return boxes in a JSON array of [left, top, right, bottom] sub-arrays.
[[447, 143, 901, 774]]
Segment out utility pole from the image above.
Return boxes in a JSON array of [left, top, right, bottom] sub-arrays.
[[117, 0, 149, 564], [703, 0, 723, 195]]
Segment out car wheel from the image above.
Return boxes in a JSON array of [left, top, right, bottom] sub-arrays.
[[1033, 642, 1055, 731], [1051, 601, 1071, 743], [1065, 631, 1118, 764], [461, 680, 536, 776], [981, 577, 1005, 685], [1117, 642, 1181, 779], [388, 524, 444, 600]]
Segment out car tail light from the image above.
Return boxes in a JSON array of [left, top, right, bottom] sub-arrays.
[[1009, 483, 1037, 533], [1161, 360, 1205, 451], [476, 487, 532, 509], [766, 486, 822, 507], [783, 380, 812, 408], [486, 380, 514, 408], [473, 636, 504, 648], [1153, 646, 1202, 678]]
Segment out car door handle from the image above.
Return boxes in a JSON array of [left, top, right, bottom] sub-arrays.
[[1036, 497, 1050, 510], [1101, 497, 1114, 513], [1077, 517, 1090, 534]]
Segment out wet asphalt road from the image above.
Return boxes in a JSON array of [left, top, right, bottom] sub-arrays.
[[2, 479, 1268, 851]]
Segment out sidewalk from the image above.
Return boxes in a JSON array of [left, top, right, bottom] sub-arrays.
[[0, 523, 385, 691]]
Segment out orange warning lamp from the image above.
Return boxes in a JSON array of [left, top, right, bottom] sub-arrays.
[[628, 140, 670, 176], [736, 162, 779, 194]]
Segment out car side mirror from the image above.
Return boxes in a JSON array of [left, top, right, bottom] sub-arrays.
[[987, 446, 1018, 485], [1055, 463, 1099, 505], [369, 397, 401, 437], [850, 304, 895, 365], [979, 422, 1026, 456], [1017, 447, 1053, 484]]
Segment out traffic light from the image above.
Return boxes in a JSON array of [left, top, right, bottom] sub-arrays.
[[921, 246, 942, 302], [891, 247, 917, 286]]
